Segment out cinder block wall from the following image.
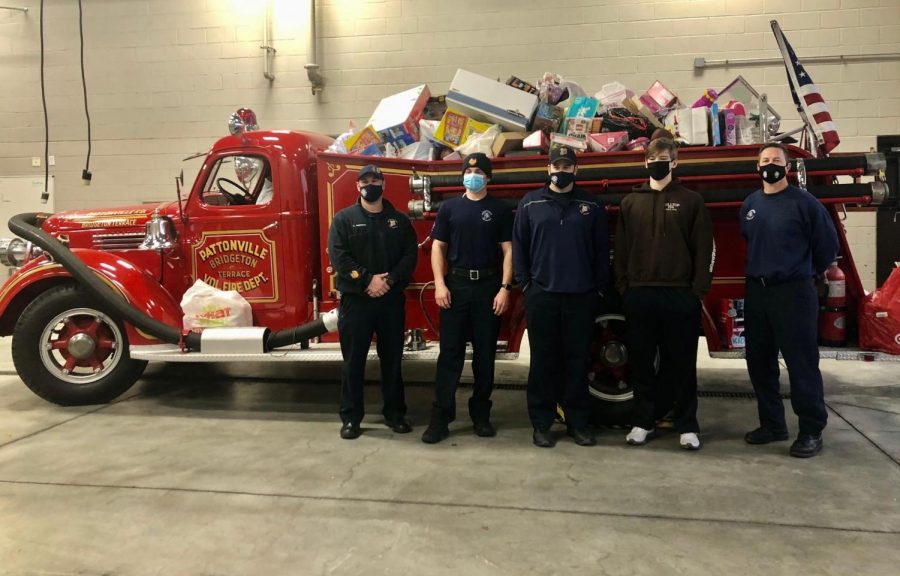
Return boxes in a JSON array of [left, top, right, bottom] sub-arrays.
[[0, 0, 896, 287]]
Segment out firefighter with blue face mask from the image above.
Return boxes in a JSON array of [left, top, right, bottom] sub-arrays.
[[422, 153, 514, 444]]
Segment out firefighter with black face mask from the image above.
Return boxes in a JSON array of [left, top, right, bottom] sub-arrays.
[[741, 142, 838, 458], [327, 165, 419, 440], [615, 137, 714, 451], [513, 145, 609, 448]]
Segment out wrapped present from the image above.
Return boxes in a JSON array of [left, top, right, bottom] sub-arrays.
[[368, 84, 431, 150], [492, 131, 529, 157], [588, 131, 629, 153], [346, 126, 383, 155], [433, 108, 492, 148], [447, 68, 538, 131], [533, 102, 564, 134]]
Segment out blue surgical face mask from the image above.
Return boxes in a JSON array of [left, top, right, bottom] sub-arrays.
[[463, 172, 486, 192]]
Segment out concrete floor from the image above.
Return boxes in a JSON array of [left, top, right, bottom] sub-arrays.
[[0, 337, 898, 575]]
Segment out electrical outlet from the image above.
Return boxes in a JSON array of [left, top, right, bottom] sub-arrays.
[[48, 156, 56, 166], [32, 157, 41, 167]]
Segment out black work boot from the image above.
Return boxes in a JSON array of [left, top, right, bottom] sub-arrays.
[[469, 397, 495, 437], [421, 411, 450, 444]]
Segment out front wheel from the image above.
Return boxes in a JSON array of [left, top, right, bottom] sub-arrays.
[[588, 314, 634, 426], [12, 284, 148, 405]]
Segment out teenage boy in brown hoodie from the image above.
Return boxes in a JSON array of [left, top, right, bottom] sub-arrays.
[[615, 138, 714, 450]]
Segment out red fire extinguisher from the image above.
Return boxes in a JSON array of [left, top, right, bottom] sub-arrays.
[[819, 262, 847, 347]]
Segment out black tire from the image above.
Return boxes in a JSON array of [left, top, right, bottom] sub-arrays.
[[588, 313, 636, 427], [12, 284, 148, 406]]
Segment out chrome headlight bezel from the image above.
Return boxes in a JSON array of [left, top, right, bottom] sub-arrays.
[[0, 237, 42, 268]]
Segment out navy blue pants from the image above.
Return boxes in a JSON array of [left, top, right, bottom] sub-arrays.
[[338, 291, 407, 426], [744, 277, 827, 436], [525, 288, 596, 431], [432, 275, 501, 424]]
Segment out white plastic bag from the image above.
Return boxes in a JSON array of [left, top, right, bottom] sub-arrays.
[[456, 124, 501, 157], [325, 120, 358, 154], [181, 280, 253, 330]]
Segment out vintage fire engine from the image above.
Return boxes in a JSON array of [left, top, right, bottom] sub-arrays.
[[0, 111, 895, 423]]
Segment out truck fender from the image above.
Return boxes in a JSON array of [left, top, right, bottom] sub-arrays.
[[0, 250, 183, 344]]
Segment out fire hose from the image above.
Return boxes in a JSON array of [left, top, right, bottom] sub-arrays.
[[9, 213, 337, 353]]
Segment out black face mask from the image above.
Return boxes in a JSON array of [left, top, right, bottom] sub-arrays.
[[549, 171, 575, 189], [647, 161, 672, 181], [758, 165, 786, 184], [360, 184, 383, 202]]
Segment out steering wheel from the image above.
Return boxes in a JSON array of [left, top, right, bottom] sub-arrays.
[[216, 178, 252, 205]]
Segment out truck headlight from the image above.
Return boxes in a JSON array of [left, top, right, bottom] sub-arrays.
[[0, 238, 42, 267]]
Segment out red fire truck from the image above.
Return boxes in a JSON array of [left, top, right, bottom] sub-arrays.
[[0, 113, 895, 423]]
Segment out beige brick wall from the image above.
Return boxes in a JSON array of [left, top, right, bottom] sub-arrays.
[[842, 210, 878, 292], [1, 0, 897, 225]]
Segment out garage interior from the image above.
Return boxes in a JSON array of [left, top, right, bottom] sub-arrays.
[[1, 1, 899, 574]]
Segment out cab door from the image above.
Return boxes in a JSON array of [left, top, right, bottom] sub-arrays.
[[183, 151, 287, 322]]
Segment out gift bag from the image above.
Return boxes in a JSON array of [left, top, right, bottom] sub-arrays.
[[181, 280, 253, 330], [859, 266, 900, 355], [599, 107, 654, 141]]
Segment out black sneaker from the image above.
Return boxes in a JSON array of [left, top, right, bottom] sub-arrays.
[[790, 434, 823, 458], [421, 422, 450, 444], [744, 427, 789, 445], [340, 422, 361, 440], [566, 427, 597, 446], [385, 418, 412, 434], [473, 420, 496, 437], [532, 428, 555, 448]]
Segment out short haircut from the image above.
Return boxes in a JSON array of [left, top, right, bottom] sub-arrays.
[[645, 138, 678, 161], [758, 142, 789, 161]]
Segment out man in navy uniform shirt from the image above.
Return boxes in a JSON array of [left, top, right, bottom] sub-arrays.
[[513, 145, 609, 448], [327, 164, 419, 440], [740, 143, 838, 458], [422, 153, 514, 444]]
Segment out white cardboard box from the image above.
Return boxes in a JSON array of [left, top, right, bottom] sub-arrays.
[[446, 69, 539, 132]]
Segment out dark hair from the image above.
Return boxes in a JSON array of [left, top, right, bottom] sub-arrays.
[[645, 137, 678, 161], [758, 142, 789, 160]]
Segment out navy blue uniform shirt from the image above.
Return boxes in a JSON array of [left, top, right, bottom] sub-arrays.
[[430, 194, 513, 270], [513, 184, 610, 293], [740, 184, 838, 281]]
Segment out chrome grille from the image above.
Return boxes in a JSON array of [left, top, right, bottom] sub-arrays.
[[92, 233, 145, 250]]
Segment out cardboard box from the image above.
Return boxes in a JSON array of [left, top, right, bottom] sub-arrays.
[[595, 81, 633, 107], [719, 298, 745, 349], [563, 117, 593, 141], [447, 68, 539, 131], [709, 103, 722, 146], [346, 126, 383, 155], [492, 131, 529, 157], [720, 109, 736, 146], [533, 102, 564, 134], [588, 131, 629, 153], [423, 95, 447, 121], [624, 96, 664, 129], [645, 80, 677, 108], [433, 108, 492, 148], [523, 130, 549, 152], [566, 96, 600, 120], [506, 76, 538, 95], [550, 132, 588, 153], [368, 84, 431, 150]]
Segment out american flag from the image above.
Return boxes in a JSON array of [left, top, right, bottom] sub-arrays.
[[771, 20, 840, 155]]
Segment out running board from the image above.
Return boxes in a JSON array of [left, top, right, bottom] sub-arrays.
[[131, 343, 519, 363], [709, 347, 900, 362]]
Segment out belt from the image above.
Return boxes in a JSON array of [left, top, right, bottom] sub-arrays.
[[450, 267, 499, 281], [747, 276, 808, 287]]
